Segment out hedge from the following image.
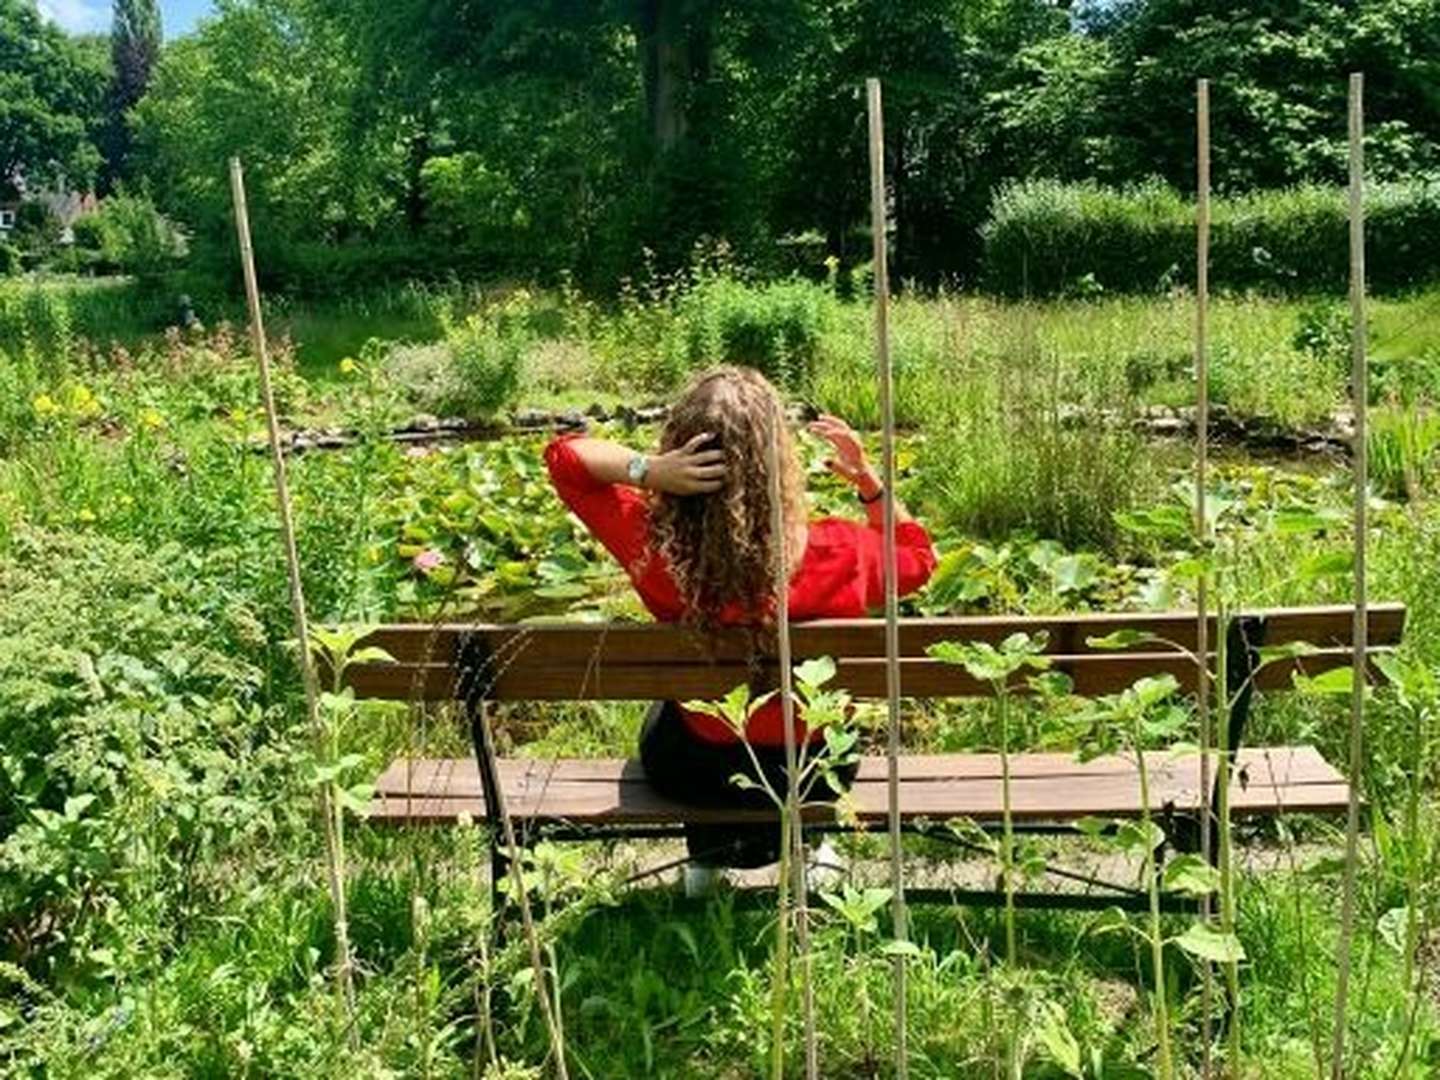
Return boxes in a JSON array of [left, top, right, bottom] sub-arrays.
[[981, 176, 1440, 297]]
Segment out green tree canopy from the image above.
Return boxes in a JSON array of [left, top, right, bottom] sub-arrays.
[[0, 0, 106, 196]]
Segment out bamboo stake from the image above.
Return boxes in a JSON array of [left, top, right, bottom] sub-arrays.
[[866, 75, 909, 1079], [1193, 77, 1216, 1080], [475, 705, 571, 1080], [228, 157, 358, 1048], [768, 404, 817, 1080], [1330, 71, 1369, 1080]]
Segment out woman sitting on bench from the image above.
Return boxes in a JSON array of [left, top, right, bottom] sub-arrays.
[[545, 365, 936, 893]]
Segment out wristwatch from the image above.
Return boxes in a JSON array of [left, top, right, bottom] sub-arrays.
[[626, 453, 650, 487]]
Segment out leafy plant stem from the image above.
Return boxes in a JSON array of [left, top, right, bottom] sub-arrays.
[[1215, 610, 1241, 1071], [1134, 723, 1173, 1080], [770, 807, 793, 1080]]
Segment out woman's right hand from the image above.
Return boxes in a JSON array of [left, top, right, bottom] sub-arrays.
[[647, 433, 727, 495]]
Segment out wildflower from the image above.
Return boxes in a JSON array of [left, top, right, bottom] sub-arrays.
[[77, 508, 96, 524], [413, 549, 445, 573], [65, 384, 102, 420], [32, 393, 60, 419], [139, 408, 165, 431], [405, 445, 433, 459], [338, 357, 359, 375]]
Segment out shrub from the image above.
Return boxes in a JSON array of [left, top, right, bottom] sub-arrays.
[[982, 176, 1440, 297], [75, 195, 187, 278], [12, 202, 61, 255], [0, 241, 19, 277], [671, 274, 837, 390], [0, 529, 281, 975], [427, 296, 534, 418]]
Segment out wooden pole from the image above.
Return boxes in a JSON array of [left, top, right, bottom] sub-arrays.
[[769, 404, 818, 1080], [1193, 77, 1216, 1080], [867, 75, 909, 1079], [228, 157, 357, 1047], [1330, 71, 1368, 1080]]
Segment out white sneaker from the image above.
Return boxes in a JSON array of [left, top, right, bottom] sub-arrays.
[[684, 863, 723, 898], [807, 840, 846, 890]]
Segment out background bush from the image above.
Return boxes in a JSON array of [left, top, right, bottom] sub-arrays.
[[983, 176, 1440, 297], [71, 195, 188, 278]]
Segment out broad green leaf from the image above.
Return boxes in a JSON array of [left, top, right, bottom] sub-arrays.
[[1130, 674, 1180, 709], [1027, 671, 1073, 698], [1035, 1001, 1084, 1078], [1293, 666, 1356, 696], [1258, 641, 1321, 667], [794, 656, 836, 689], [1051, 554, 1099, 594], [1086, 629, 1160, 651], [1115, 504, 1191, 541], [533, 582, 589, 600], [1173, 923, 1246, 964], [1297, 550, 1353, 579], [1072, 816, 1114, 839], [1162, 853, 1221, 897], [1090, 906, 1131, 937], [1271, 506, 1345, 535], [1115, 819, 1165, 856], [348, 645, 396, 666], [1377, 907, 1410, 955]]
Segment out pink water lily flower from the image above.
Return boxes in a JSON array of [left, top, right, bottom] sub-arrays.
[[413, 549, 445, 572]]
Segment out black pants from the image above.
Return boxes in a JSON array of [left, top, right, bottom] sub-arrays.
[[638, 701, 858, 869]]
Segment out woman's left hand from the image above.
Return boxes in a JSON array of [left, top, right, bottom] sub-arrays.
[[809, 415, 881, 499]]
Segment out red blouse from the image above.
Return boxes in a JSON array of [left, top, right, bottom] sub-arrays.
[[545, 435, 938, 747]]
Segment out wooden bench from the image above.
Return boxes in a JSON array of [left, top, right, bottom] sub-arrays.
[[349, 603, 1404, 910]]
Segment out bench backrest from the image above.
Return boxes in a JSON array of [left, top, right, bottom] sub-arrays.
[[343, 603, 1405, 704]]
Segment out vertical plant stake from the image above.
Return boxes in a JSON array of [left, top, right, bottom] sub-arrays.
[[1193, 75, 1216, 1080], [866, 75, 909, 1079], [766, 405, 818, 1080], [1330, 71, 1369, 1080], [228, 157, 358, 1047]]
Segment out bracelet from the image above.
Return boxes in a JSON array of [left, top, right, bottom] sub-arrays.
[[858, 486, 885, 505]]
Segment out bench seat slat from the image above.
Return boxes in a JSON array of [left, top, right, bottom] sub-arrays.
[[367, 747, 1348, 827], [374, 746, 1341, 798]]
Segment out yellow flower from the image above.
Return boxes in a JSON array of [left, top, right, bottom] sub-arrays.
[[338, 357, 359, 375], [77, 508, 96, 524], [139, 408, 165, 431], [65, 384, 102, 420], [32, 393, 60, 418]]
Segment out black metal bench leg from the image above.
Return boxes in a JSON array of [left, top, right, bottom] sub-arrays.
[[1195, 615, 1267, 866], [458, 633, 518, 937]]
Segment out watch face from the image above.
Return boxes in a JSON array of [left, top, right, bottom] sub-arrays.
[[628, 454, 647, 483]]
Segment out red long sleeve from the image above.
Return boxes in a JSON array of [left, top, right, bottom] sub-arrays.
[[544, 434, 939, 744]]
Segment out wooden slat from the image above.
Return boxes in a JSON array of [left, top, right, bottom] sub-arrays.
[[356, 604, 1405, 666], [374, 746, 1341, 800], [367, 746, 1349, 826], [344, 646, 1387, 702], [369, 772, 1347, 827]]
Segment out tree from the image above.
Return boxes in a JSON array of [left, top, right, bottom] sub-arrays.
[[131, 0, 390, 249], [1092, 0, 1440, 191], [0, 0, 106, 195], [105, 0, 163, 188]]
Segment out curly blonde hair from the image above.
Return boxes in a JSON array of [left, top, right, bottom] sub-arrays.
[[649, 366, 808, 632]]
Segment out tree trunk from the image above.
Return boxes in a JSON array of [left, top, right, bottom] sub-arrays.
[[404, 113, 431, 234], [638, 0, 694, 152]]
